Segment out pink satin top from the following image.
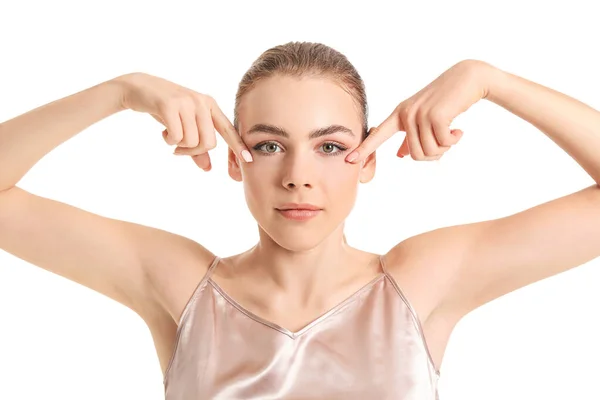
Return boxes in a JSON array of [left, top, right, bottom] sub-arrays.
[[164, 255, 440, 399]]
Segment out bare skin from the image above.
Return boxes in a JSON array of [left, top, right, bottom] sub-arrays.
[[1, 60, 600, 382]]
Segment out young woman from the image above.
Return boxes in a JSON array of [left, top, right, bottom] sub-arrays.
[[1, 41, 599, 399]]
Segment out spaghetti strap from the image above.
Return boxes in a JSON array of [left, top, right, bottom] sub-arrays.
[[163, 254, 221, 385], [206, 255, 221, 278], [175, 255, 220, 326], [379, 254, 441, 377], [378, 254, 390, 275]]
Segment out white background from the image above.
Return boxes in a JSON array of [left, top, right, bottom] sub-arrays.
[[1, 1, 599, 399]]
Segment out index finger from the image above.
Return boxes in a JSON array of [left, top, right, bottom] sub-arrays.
[[345, 107, 404, 164], [209, 98, 253, 163]]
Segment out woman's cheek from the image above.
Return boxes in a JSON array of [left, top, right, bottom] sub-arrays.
[[322, 159, 359, 185], [245, 153, 278, 172]]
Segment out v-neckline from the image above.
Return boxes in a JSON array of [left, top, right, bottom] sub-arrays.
[[207, 258, 386, 339]]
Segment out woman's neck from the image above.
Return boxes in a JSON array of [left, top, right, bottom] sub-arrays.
[[241, 227, 362, 301]]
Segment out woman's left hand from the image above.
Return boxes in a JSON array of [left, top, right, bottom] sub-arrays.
[[346, 59, 494, 163]]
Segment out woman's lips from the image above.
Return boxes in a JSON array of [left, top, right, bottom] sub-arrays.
[[276, 209, 322, 221]]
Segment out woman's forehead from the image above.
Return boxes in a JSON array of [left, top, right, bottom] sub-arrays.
[[237, 76, 362, 137]]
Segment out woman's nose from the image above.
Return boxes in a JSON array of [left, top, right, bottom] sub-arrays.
[[284, 181, 312, 189], [281, 154, 315, 190]]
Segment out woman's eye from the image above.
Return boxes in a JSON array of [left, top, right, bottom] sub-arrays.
[[264, 143, 281, 153], [254, 142, 282, 154], [252, 141, 348, 156], [321, 142, 348, 155]]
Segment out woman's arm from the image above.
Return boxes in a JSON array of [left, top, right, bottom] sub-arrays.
[[386, 62, 600, 324], [0, 74, 220, 324], [486, 64, 600, 186], [0, 78, 126, 191]]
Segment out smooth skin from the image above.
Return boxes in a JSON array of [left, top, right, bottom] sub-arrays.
[[1, 60, 600, 379]]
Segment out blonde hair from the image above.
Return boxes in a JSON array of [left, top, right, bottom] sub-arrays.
[[233, 41, 369, 141]]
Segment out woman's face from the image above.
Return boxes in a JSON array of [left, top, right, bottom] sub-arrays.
[[229, 75, 376, 251]]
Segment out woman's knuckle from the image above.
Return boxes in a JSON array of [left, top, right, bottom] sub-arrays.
[[415, 108, 427, 121], [427, 105, 443, 119], [426, 146, 440, 157], [191, 93, 206, 107], [181, 96, 196, 111], [438, 135, 453, 147], [400, 105, 412, 119], [204, 136, 217, 150], [203, 94, 215, 104], [182, 136, 199, 148]]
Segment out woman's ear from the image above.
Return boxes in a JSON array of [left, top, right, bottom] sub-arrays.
[[228, 147, 243, 182], [359, 150, 376, 183]]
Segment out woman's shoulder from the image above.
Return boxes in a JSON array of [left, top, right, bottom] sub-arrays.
[[138, 230, 218, 325], [381, 231, 460, 324]]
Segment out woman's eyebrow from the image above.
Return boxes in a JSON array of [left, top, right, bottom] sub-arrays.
[[245, 124, 355, 139]]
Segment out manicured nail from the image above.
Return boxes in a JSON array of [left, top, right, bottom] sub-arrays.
[[346, 151, 358, 163], [241, 149, 253, 162]]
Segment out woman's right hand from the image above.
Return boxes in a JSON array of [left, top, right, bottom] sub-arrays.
[[115, 72, 253, 171]]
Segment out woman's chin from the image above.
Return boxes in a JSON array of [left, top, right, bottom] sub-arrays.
[[265, 228, 329, 252]]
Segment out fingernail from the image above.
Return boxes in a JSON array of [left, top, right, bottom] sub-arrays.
[[346, 151, 358, 163], [241, 149, 253, 162]]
